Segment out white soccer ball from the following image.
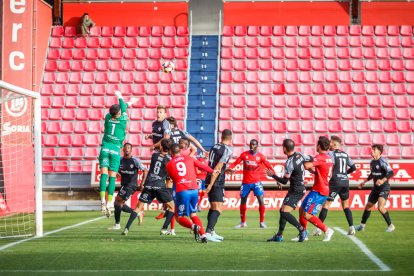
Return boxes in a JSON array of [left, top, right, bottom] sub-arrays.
[[161, 60, 175, 73]]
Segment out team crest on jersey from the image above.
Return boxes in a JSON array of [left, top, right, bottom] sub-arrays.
[[158, 127, 161, 131], [376, 165, 379, 169], [256, 157, 260, 161], [179, 204, 185, 212], [130, 164, 134, 168]]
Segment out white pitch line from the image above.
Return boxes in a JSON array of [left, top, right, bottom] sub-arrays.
[[0, 269, 383, 273], [334, 227, 392, 272], [0, 216, 105, 252]]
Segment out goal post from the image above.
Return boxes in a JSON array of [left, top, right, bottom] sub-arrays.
[[0, 80, 43, 238]]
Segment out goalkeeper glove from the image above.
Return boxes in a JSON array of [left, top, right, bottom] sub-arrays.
[[115, 90, 123, 99]]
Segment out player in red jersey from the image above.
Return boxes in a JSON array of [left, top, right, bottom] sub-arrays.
[[227, 139, 275, 228], [166, 143, 217, 243], [298, 136, 335, 242]]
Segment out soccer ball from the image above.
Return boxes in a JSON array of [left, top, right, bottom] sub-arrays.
[[161, 60, 175, 73]]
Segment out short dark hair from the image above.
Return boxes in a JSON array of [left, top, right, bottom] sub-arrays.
[[282, 139, 295, 152], [221, 129, 232, 140], [109, 104, 120, 117], [179, 138, 189, 147], [250, 139, 258, 145], [170, 143, 181, 155], [372, 144, 384, 154], [167, 116, 178, 128], [123, 142, 133, 148], [318, 136, 331, 151], [160, 138, 172, 152], [330, 135, 342, 144]]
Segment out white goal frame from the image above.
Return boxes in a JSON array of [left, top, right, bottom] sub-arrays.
[[0, 80, 43, 237]]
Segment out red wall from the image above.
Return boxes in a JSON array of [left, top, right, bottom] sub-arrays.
[[361, 2, 414, 25], [34, 0, 52, 92], [63, 2, 188, 27], [224, 2, 414, 26], [224, 2, 350, 26]]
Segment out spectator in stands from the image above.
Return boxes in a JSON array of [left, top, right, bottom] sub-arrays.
[[77, 13, 95, 36]]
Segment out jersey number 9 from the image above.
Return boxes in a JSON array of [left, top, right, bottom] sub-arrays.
[[176, 162, 187, 176]]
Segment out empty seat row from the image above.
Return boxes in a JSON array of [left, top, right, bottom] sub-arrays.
[[51, 26, 189, 38], [43, 71, 187, 84], [40, 83, 187, 96], [220, 70, 414, 83], [42, 115, 185, 135], [47, 48, 189, 60], [232, 145, 414, 160], [219, 106, 414, 121], [221, 47, 414, 59], [220, 83, 414, 95], [230, 133, 413, 147], [219, 95, 414, 108], [218, 120, 414, 133], [42, 160, 93, 173], [221, 59, 414, 72], [222, 25, 414, 37], [42, 95, 186, 109], [222, 36, 413, 48], [50, 36, 189, 49], [45, 59, 188, 72], [43, 147, 99, 160]]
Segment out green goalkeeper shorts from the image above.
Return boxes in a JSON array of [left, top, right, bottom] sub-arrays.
[[99, 144, 121, 172]]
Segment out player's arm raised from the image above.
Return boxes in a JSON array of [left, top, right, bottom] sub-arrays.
[[187, 134, 207, 154], [262, 155, 275, 174], [189, 144, 198, 157]]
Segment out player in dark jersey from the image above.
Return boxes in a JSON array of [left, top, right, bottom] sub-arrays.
[[227, 139, 275, 228], [355, 144, 395, 232], [266, 139, 312, 242], [204, 129, 233, 242], [121, 139, 175, 236], [109, 143, 148, 231], [314, 136, 357, 236], [167, 116, 208, 155], [298, 136, 334, 242], [144, 105, 171, 150]]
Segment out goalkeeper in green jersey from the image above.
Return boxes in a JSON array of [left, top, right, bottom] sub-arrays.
[[99, 90, 137, 217]]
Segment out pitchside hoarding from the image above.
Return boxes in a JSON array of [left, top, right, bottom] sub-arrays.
[[92, 160, 414, 210]]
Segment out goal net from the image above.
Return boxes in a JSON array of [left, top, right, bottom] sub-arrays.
[[0, 80, 42, 238]]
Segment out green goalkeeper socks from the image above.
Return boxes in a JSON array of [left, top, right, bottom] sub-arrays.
[[107, 176, 116, 203], [99, 174, 108, 203]]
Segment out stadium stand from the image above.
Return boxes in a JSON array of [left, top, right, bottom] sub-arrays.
[[219, 25, 414, 158]]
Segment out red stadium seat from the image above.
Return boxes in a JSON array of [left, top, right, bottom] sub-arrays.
[[384, 121, 397, 133], [86, 135, 100, 147], [345, 134, 358, 145], [315, 121, 328, 133], [58, 135, 72, 147], [72, 135, 86, 147], [388, 147, 402, 159], [88, 122, 102, 134], [70, 148, 84, 160], [74, 122, 87, 134], [314, 109, 327, 120], [343, 121, 356, 133], [401, 25, 413, 36], [301, 121, 315, 133]]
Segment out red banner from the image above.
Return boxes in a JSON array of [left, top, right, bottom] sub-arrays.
[[91, 161, 414, 187], [111, 190, 414, 211], [1, 0, 35, 214]]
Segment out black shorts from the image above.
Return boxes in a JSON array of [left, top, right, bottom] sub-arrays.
[[118, 185, 136, 201], [139, 187, 173, 204], [208, 185, 225, 203], [327, 185, 350, 202], [283, 190, 305, 209], [368, 189, 390, 204]]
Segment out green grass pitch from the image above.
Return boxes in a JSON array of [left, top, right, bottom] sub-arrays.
[[0, 210, 413, 275]]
